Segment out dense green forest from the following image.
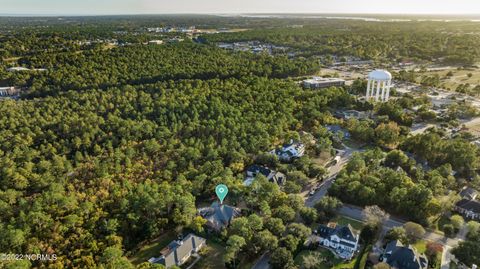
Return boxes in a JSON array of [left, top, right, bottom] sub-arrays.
[[1, 43, 318, 97], [1, 16, 480, 268], [0, 75, 353, 267]]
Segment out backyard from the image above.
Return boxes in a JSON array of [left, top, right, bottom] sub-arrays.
[[195, 240, 226, 269], [295, 249, 347, 269], [129, 232, 177, 266]]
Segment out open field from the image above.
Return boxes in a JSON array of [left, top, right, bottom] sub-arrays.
[[464, 119, 480, 136], [418, 67, 480, 91]]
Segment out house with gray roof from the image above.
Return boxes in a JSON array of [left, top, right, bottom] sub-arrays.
[[148, 233, 206, 268], [244, 165, 286, 186], [456, 186, 480, 220], [380, 240, 428, 269], [456, 199, 480, 220], [198, 202, 241, 231], [459, 186, 478, 200], [326, 125, 351, 139], [314, 223, 359, 259]]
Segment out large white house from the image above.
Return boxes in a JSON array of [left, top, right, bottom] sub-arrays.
[[270, 140, 305, 162], [315, 223, 359, 259]]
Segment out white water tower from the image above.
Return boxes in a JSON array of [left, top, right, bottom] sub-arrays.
[[366, 70, 392, 102]]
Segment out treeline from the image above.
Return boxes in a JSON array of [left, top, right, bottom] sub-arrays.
[[402, 132, 479, 175], [4, 43, 318, 97], [203, 22, 480, 65], [0, 77, 352, 268]]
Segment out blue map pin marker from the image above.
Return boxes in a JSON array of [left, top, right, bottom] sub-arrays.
[[215, 184, 229, 204]]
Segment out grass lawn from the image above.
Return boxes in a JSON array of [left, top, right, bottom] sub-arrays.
[[332, 215, 364, 232], [311, 151, 333, 166], [310, 216, 363, 238], [450, 261, 459, 269], [295, 248, 364, 269], [196, 240, 226, 269], [129, 232, 177, 265], [295, 249, 343, 269], [332, 258, 356, 269], [413, 240, 427, 254]]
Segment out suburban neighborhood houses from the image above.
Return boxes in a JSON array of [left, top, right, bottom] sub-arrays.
[[81, 62, 480, 268]]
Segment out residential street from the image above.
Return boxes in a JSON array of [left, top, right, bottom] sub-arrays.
[[250, 105, 478, 269], [305, 146, 356, 207], [302, 142, 466, 269]]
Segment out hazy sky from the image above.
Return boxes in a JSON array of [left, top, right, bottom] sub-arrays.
[[1, 0, 480, 15]]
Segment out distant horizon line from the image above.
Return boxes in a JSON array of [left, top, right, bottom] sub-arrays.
[[1, 12, 480, 17]]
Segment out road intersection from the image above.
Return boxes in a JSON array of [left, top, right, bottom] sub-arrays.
[[303, 144, 464, 269]]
